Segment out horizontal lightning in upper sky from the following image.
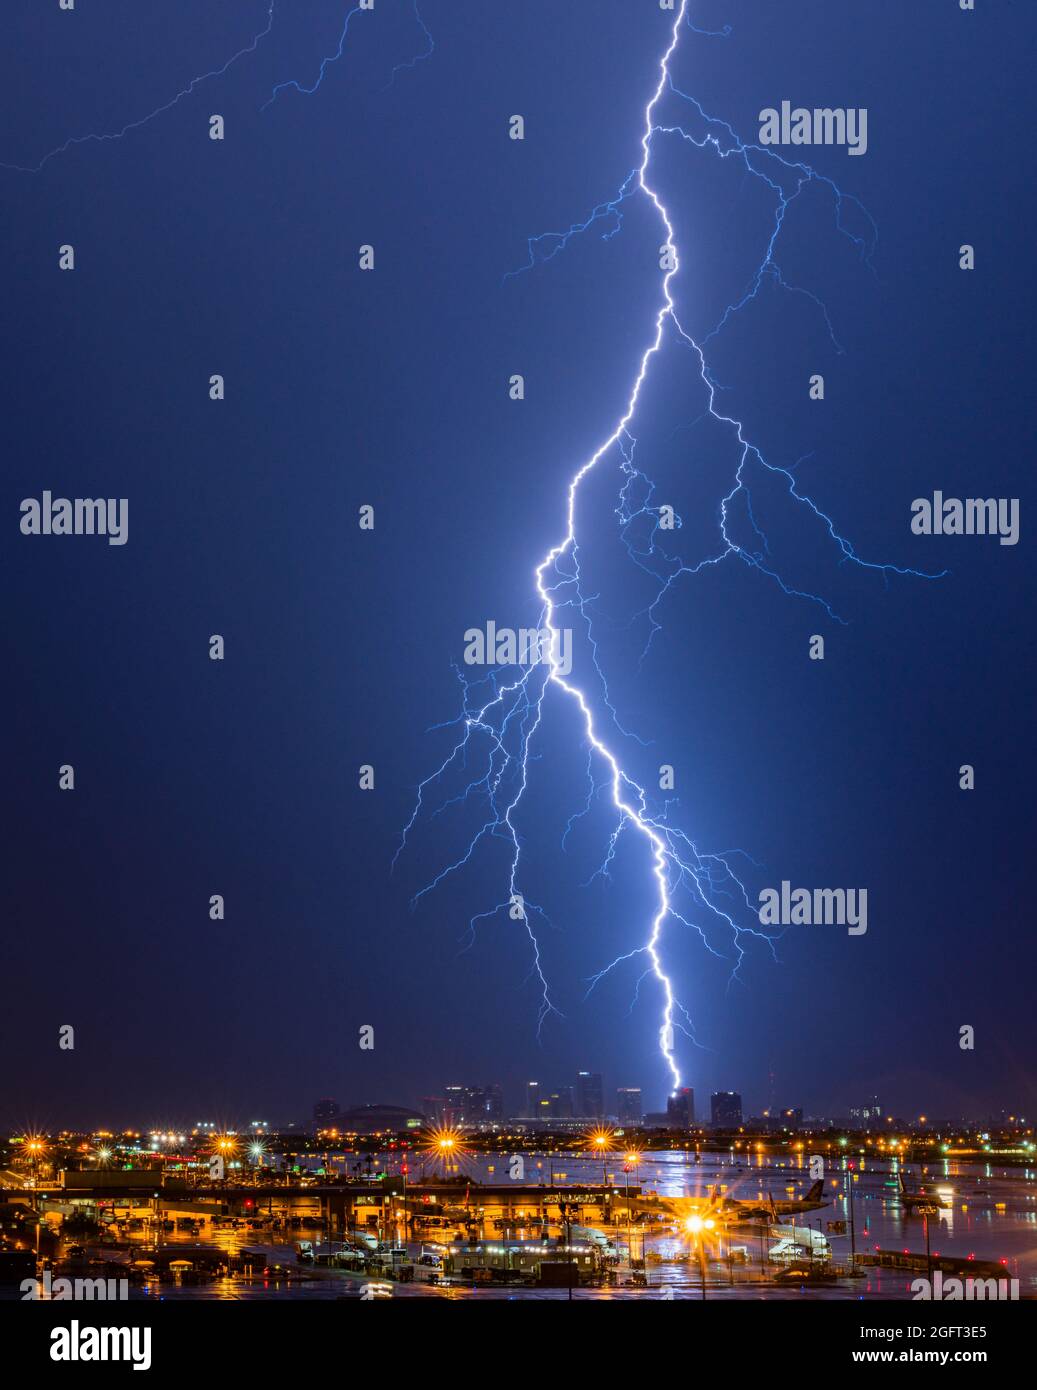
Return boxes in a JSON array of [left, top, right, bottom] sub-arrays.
[[262, 1, 434, 111], [261, 5, 365, 112], [1, 2, 435, 171], [0, 2, 276, 174], [384, 1, 436, 91]]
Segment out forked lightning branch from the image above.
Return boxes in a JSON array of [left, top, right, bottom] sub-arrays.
[[397, 0, 939, 1095]]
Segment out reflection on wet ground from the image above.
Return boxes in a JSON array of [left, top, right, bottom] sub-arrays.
[[17, 1150, 1037, 1300]]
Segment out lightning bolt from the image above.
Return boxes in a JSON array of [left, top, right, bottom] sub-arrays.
[[0, 2, 277, 174], [262, 2, 435, 111], [261, 4, 366, 112], [396, 2, 943, 1098], [384, 1, 436, 91], [3, 2, 434, 172]]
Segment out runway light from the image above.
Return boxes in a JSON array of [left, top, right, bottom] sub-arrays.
[[420, 1127, 469, 1168]]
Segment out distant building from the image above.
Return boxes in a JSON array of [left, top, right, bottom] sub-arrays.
[[667, 1088, 695, 1127], [535, 1098, 554, 1124], [548, 1087, 574, 1119], [710, 1091, 743, 1127], [616, 1088, 643, 1124], [313, 1098, 340, 1125], [849, 1097, 882, 1123], [336, 1104, 424, 1135], [443, 1085, 503, 1126], [576, 1072, 604, 1119], [643, 1112, 671, 1129], [780, 1106, 803, 1127], [443, 1086, 475, 1125], [526, 1081, 541, 1120], [484, 1083, 504, 1122], [420, 1096, 446, 1126]]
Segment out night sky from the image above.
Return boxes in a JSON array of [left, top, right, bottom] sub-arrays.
[[2, 0, 1034, 1132]]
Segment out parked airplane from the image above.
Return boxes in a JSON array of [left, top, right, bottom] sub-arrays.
[[767, 1224, 831, 1263], [896, 1171, 949, 1213], [706, 1179, 829, 1222], [636, 1179, 828, 1229], [571, 1224, 616, 1251]]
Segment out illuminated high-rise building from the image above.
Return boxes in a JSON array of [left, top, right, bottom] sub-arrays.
[[616, 1088, 643, 1123], [442, 1084, 502, 1125], [549, 1087, 574, 1119], [421, 1096, 446, 1126], [525, 1081, 541, 1120], [710, 1091, 742, 1126], [667, 1088, 695, 1127], [576, 1071, 604, 1119], [484, 1083, 504, 1122]]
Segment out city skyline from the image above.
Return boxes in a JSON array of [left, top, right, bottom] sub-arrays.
[[3, 0, 1033, 1163], [9, 1074, 1029, 1138], [1, 0, 1031, 1344]]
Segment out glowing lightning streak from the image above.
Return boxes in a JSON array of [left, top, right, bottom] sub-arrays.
[[398, 4, 795, 1086], [261, 5, 364, 111], [262, 3, 435, 111], [384, 1, 436, 91], [0, 2, 276, 174], [532, 2, 690, 1092], [398, 1, 943, 1093]]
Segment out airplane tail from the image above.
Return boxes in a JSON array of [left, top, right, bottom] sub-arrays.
[[806, 1179, 824, 1203]]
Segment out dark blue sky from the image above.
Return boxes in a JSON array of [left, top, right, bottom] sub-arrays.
[[2, 1, 1033, 1131]]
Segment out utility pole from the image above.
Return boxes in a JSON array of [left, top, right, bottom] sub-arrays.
[[561, 1201, 574, 1301]]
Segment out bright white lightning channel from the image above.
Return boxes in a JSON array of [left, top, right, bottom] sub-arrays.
[[398, 0, 940, 1096], [533, 4, 692, 1091], [399, 1, 708, 1095]]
